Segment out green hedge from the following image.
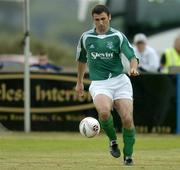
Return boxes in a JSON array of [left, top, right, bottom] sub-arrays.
[[0, 34, 75, 66]]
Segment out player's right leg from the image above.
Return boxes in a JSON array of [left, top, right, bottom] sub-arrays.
[[93, 94, 120, 158]]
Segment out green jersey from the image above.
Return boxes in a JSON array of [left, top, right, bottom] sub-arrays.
[[76, 27, 137, 80]]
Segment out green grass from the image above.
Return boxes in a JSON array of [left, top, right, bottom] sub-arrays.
[[0, 132, 180, 170]]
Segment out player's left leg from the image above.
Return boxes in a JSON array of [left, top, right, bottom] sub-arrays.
[[114, 99, 135, 165]]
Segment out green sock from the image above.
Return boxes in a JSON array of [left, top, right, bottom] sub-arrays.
[[99, 114, 117, 141], [122, 128, 135, 157]]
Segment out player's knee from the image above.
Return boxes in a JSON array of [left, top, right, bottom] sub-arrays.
[[99, 114, 109, 121], [122, 114, 133, 128], [99, 110, 110, 121]]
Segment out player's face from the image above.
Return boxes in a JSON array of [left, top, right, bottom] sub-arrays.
[[93, 12, 111, 34]]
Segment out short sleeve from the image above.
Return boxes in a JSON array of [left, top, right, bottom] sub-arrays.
[[76, 35, 87, 63], [121, 34, 137, 61]]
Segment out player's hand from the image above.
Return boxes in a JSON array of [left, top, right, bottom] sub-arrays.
[[75, 82, 84, 96], [128, 68, 139, 76]]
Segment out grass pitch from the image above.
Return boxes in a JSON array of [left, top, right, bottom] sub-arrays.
[[0, 132, 180, 170]]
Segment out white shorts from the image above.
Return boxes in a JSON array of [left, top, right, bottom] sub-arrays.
[[89, 74, 133, 101]]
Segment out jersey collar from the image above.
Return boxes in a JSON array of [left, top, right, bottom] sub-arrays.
[[93, 27, 111, 35]]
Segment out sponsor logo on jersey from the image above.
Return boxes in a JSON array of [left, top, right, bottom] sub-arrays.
[[106, 42, 114, 49], [91, 52, 114, 59]]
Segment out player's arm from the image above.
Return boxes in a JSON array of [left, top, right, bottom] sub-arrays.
[[120, 34, 139, 76], [129, 58, 139, 76], [76, 62, 86, 96], [75, 34, 87, 96], [77, 62, 86, 83]]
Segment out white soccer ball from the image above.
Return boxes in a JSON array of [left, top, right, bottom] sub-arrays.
[[79, 117, 100, 138]]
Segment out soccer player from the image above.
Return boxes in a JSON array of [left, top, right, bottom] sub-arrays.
[[75, 4, 138, 165]]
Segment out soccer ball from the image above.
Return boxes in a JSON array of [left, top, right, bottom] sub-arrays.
[[79, 117, 100, 138]]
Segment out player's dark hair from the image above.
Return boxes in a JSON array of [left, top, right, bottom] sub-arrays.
[[92, 4, 110, 16]]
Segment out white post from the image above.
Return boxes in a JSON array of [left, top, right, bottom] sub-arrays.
[[24, 0, 31, 132]]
